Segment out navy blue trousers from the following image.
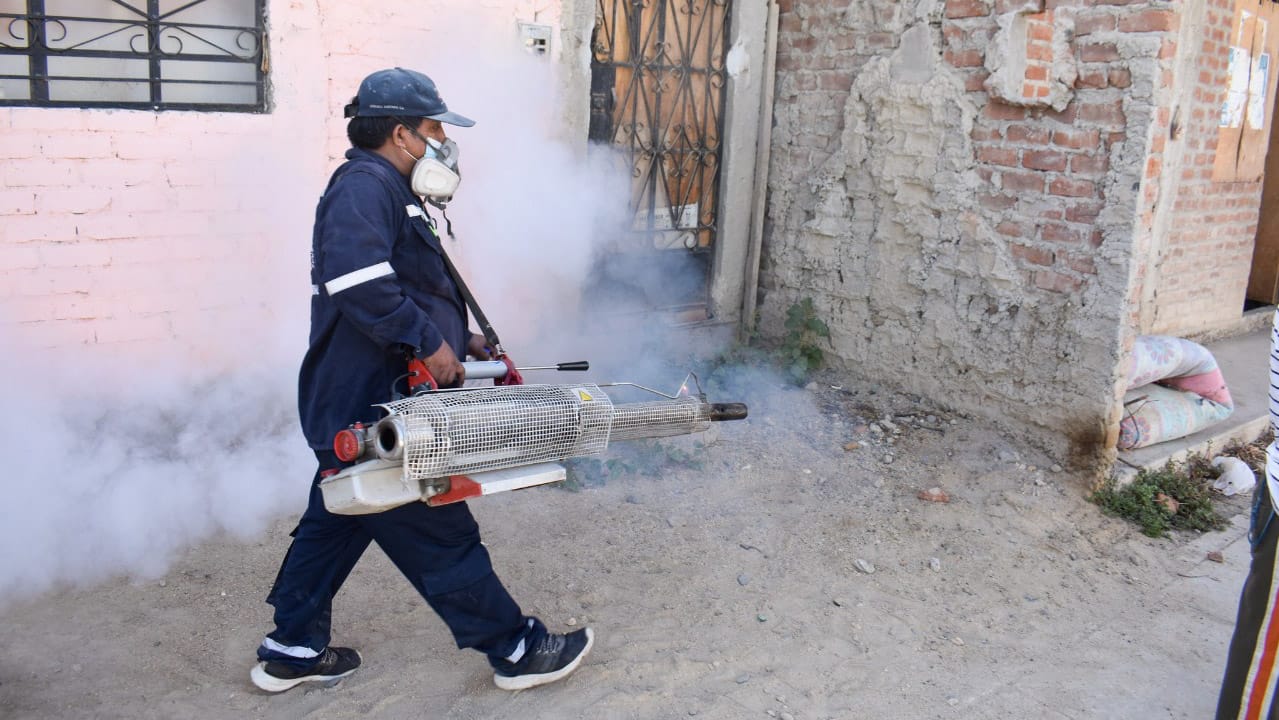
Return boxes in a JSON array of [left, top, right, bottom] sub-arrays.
[[258, 450, 537, 669]]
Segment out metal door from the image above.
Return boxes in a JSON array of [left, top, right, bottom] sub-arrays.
[[587, 0, 733, 320]]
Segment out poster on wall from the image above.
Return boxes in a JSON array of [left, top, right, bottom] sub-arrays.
[[1222, 46, 1250, 128], [1250, 52, 1272, 129]]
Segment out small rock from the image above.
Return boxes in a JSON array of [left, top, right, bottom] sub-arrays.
[[928, 557, 942, 572], [917, 487, 950, 503], [776, 695, 786, 703], [951, 636, 965, 646], [220, 591, 227, 597], [950, 418, 958, 425], [854, 558, 875, 574], [802, 468, 812, 475], [757, 614, 768, 622], [882, 454, 895, 465], [997, 449, 1019, 463], [766, 712, 777, 719], [737, 574, 751, 586], [736, 674, 751, 684], [625, 494, 641, 504], [742, 464, 752, 471], [567, 617, 577, 626], [1033, 476, 1046, 487], [1207, 551, 1225, 563], [1051, 464, 1064, 473], [833, 597, 848, 607], [159, 581, 167, 587], [805, 382, 818, 392], [781, 713, 796, 720], [843, 441, 861, 451], [947, 697, 960, 706], [1155, 492, 1180, 514], [71, 664, 82, 673], [926, 415, 938, 424], [689, 711, 699, 717]]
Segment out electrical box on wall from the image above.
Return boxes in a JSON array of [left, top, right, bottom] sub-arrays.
[[519, 22, 552, 56]]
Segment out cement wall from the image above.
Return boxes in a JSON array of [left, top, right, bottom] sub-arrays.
[[758, 0, 1173, 467]]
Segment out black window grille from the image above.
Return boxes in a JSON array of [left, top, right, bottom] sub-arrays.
[[0, 0, 267, 112]]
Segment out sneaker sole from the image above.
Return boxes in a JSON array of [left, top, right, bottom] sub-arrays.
[[493, 628, 594, 691], [249, 659, 360, 693]]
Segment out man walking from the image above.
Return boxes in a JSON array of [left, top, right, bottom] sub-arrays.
[[250, 67, 592, 693]]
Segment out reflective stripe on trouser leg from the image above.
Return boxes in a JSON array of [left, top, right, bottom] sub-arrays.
[[259, 457, 372, 668]]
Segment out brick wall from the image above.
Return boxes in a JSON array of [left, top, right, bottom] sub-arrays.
[[1138, 0, 1261, 337], [759, 0, 1179, 465], [0, 0, 561, 366]]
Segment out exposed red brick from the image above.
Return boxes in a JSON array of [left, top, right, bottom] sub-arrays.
[[1050, 177, 1097, 197], [1075, 70, 1109, 89], [1078, 42, 1121, 63], [946, 0, 990, 19], [984, 102, 1028, 121], [1007, 124, 1051, 145], [1077, 100, 1126, 127], [1052, 128, 1100, 150], [1065, 201, 1104, 224], [965, 71, 991, 92], [1011, 243, 1055, 266], [1070, 154, 1109, 175], [1026, 64, 1050, 82], [1003, 171, 1047, 193], [1064, 253, 1098, 275], [978, 146, 1020, 166], [1027, 43, 1054, 62], [1034, 269, 1084, 293], [1108, 68, 1132, 89], [1073, 13, 1117, 36], [1041, 223, 1083, 244], [1023, 149, 1068, 172], [1118, 9, 1177, 33], [945, 48, 986, 68]]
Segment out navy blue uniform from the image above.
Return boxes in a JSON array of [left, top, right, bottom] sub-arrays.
[[258, 149, 541, 671], [299, 147, 469, 448]]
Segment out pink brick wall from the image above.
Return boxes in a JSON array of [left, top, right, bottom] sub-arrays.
[[0, 0, 562, 367]]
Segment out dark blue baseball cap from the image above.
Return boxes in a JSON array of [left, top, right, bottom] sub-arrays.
[[343, 67, 475, 127]]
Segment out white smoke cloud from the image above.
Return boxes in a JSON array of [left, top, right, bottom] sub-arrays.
[[0, 4, 772, 607]]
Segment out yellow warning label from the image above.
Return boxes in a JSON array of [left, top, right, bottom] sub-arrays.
[[576, 389, 594, 402]]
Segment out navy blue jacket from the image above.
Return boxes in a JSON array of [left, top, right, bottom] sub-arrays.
[[298, 148, 469, 449]]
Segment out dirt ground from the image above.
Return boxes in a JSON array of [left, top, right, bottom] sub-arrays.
[[0, 369, 1255, 720]]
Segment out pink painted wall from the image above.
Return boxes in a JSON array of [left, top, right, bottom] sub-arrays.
[[0, 0, 564, 370]]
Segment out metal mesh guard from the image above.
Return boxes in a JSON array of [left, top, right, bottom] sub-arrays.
[[382, 384, 615, 480]]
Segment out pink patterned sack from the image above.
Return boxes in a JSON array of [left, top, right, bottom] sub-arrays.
[[1117, 336, 1234, 450]]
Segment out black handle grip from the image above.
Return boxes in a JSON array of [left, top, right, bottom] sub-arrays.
[[709, 403, 748, 421], [557, 361, 590, 371]]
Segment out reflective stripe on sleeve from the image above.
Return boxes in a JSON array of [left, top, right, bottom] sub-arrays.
[[324, 261, 394, 296], [261, 637, 320, 659], [406, 204, 425, 218], [311, 284, 319, 296]]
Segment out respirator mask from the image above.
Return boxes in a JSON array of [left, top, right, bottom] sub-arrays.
[[401, 126, 461, 207]]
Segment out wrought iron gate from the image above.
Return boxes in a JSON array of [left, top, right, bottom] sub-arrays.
[[587, 0, 733, 317]]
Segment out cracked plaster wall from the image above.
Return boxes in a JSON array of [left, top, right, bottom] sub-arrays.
[[760, 0, 1169, 469]]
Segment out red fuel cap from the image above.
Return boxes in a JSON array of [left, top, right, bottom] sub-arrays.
[[333, 426, 364, 462]]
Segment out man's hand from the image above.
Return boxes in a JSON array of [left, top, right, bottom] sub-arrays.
[[466, 334, 493, 360], [421, 341, 465, 386]]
